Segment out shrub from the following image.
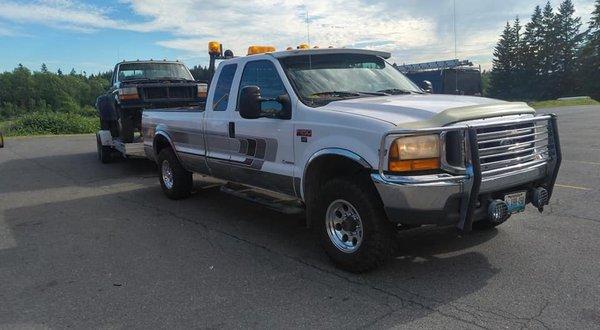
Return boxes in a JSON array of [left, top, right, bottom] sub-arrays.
[[2, 112, 99, 136]]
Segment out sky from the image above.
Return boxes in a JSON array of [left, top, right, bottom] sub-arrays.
[[0, 0, 596, 74]]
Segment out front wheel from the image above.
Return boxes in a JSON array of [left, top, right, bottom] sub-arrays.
[[158, 148, 193, 200], [316, 177, 393, 273]]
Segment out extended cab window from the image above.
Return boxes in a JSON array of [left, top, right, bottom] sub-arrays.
[[238, 60, 287, 113], [213, 64, 237, 111]]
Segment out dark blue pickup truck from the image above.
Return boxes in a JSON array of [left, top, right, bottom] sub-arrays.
[[95, 60, 205, 142]]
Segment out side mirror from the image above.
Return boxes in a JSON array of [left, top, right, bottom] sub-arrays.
[[277, 94, 292, 119], [239, 85, 292, 120], [239, 86, 262, 119], [421, 80, 433, 93]]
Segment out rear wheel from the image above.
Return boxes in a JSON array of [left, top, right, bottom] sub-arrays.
[[118, 108, 135, 143], [158, 148, 193, 200], [315, 177, 393, 273]]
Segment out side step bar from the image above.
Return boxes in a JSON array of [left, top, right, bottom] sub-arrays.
[[220, 183, 304, 215]]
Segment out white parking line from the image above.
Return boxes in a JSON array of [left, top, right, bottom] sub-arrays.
[[555, 184, 592, 191], [565, 160, 600, 166]]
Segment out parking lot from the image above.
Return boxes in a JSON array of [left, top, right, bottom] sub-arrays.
[[1, 105, 599, 328]]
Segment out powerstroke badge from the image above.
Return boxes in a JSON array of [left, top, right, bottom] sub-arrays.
[[296, 129, 312, 137]]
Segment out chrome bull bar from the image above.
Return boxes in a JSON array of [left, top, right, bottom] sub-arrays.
[[378, 114, 562, 232]]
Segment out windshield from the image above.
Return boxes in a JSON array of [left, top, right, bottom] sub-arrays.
[[117, 63, 194, 82], [280, 53, 422, 106]]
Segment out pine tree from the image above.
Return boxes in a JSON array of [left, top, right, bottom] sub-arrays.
[[40, 63, 49, 73], [489, 22, 517, 99], [539, 2, 560, 99], [512, 17, 525, 99], [522, 6, 544, 99], [580, 0, 600, 99], [57, 68, 63, 76], [555, 0, 583, 95]]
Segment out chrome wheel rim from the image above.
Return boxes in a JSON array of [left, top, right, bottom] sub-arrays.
[[325, 199, 363, 253], [161, 160, 174, 190]]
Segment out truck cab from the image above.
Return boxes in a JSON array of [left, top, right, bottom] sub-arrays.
[[142, 43, 561, 272]]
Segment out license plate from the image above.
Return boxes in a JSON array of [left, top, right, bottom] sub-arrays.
[[504, 191, 527, 214]]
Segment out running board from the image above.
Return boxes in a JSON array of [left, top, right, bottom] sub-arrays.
[[220, 183, 304, 215]]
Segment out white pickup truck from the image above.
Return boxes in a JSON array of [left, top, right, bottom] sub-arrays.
[[141, 45, 561, 272]]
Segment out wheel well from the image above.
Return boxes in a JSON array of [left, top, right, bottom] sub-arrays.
[[303, 154, 378, 227], [154, 134, 172, 158]]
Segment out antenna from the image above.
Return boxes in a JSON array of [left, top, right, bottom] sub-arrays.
[[306, 8, 311, 47], [453, 0, 459, 94]]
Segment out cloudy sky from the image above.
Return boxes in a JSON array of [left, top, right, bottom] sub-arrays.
[[0, 0, 596, 74]]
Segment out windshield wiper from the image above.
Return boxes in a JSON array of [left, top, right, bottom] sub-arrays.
[[122, 77, 150, 82], [377, 88, 422, 95], [310, 90, 389, 97], [310, 91, 361, 97]]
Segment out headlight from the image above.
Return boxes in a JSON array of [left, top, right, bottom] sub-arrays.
[[388, 134, 440, 172], [118, 87, 139, 101], [197, 83, 208, 98]]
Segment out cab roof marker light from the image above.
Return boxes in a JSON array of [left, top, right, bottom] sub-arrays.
[[247, 45, 276, 55]]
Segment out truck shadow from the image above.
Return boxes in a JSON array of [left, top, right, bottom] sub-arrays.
[[0, 151, 157, 194], [0, 179, 504, 328]]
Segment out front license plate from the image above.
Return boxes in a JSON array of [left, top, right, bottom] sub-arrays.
[[504, 191, 527, 214]]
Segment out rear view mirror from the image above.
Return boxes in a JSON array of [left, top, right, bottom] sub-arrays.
[[239, 86, 292, 120], [421, 80, 433, 93], [276, 94, 292, 119]]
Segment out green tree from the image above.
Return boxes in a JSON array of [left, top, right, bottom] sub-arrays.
[[0, 64, 111, 120], [522, 5, 544, 99], [555, 0, 584, 95], [489, 22, 518, 99], [189, 65, 210, 81], [511, 17, 526, 99], [539, 1, 560, 98], [579, 0, 600, 99]]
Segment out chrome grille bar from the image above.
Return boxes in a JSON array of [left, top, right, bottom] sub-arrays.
[[475, 118, 552, 178]]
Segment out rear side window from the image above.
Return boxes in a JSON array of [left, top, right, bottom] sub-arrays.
[[212, 64, 237, 111], [238, 60, 287, 112]]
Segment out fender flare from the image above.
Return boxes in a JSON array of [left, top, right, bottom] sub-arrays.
[[301, 148, 372, 198], [152, 130, 182, 163]]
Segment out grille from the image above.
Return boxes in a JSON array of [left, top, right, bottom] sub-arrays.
[[475, 119, 552, 177], [142, 86, 195, 100]]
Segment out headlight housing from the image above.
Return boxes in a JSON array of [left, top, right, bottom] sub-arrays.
[[118, 87, 139, 101], [197, 83, 208, 98], [388, 134, 440, 172]]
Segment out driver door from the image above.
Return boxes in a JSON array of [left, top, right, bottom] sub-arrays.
[[229, 59, 296, 196]]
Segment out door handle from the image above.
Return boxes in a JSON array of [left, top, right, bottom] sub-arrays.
[[228, 122, 235, 138]]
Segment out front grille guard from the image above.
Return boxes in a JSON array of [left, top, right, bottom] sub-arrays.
[[378, 114, 562, 232]]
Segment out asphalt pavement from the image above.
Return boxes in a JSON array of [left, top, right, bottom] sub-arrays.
[[1, 106, 599, 329]]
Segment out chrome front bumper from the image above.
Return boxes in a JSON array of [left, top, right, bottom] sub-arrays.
[[373, 115, 562, 231]]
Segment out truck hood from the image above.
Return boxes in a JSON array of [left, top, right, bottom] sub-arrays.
[[324, 94, 535, 127]]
